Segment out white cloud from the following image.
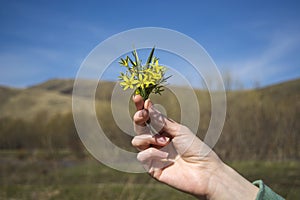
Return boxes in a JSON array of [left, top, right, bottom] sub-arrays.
[[220, 32, 300, 87]]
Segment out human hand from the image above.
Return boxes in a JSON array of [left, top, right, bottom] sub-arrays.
[[131, 95, 259, 200], [131, 95, 221, 198]]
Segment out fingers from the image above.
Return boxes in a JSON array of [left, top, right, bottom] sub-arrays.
[[145, 99, 180, 137], [133, 109, 150, 135], [133, 96, 180, 137], [137, 147, 169, 163], [137, 147, 174, 179], [132, 134, 170, 151], [133, 95, 149, 135], [133, 109, 149, 125]]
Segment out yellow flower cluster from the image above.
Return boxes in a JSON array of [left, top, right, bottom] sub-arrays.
[[118, 48, 170, 100]]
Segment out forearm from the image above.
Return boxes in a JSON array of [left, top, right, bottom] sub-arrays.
[[207, 162, 259, 200]]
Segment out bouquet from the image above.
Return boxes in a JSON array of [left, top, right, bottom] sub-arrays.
[[118, 47, 171, 100]]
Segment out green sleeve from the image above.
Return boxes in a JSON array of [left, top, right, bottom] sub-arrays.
[[253, 180, 285, 200]]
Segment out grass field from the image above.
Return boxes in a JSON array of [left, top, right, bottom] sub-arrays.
[[0, 79, 299, 199], [0, 150, 299, 200]]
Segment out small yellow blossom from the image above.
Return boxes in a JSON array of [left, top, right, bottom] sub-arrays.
[[152, 63, 165, 73], [119, 58, 128, 67], [120, 74, 138, 90], [118, 47, 171, 100], [136, 74, 148, 89]]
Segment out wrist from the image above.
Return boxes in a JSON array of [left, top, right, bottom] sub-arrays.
[[207, 162, 259, 200]]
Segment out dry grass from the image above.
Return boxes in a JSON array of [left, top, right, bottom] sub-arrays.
[[0, 78, 299, 160]]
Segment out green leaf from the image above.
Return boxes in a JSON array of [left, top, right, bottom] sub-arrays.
[[146, 47, 155, 67], [132, 49, 141, 68], [153, 57, 159, 64], [128, 57, 136, 66], [161, 75, 172, 83], [118, 58, 125, 65]]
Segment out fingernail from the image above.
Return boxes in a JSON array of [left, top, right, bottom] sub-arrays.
[[138, 110, 145, 117], [157, 136, 169, 143], [145, 99, 152, 109]]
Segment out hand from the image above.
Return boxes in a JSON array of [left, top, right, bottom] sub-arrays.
[[131, 95, 259, 200]]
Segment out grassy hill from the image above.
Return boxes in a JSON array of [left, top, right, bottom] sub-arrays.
[[0, 78, 299, 199], [1, 78, 299, 120], [0, 78, 299, 160], [0, 79, 119, 120]]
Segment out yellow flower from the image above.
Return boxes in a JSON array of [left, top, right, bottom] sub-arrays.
[[145, 68, 163, 81], [118, 47, 171, 100], [150, 60, 165, 73], [145, 77, 156, 87], [120, 74, 138, 90], [119, 58, 128, 67], [154, 64, 165, 73], [143, 68, 154, 77], [136, 74, 155, 89]]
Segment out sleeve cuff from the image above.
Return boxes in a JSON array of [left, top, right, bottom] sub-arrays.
[[252, 180, 285, 200]]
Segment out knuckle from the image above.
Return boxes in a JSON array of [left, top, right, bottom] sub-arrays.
[[136, 152, 142, 162], [137, 151, 146, 162], [131, 135, 151, 148], [176, 124, 188, 133], [131, 138, 138, 147], [148, 147, 155, 155]]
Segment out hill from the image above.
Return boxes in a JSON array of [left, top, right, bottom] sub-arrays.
[[0, 78, 299, 121], [0, 80, 72, 120], [0, 79, 117, 120], [0, 78, 299, 161]]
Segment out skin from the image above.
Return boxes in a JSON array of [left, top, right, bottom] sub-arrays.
[[131, 95, 259, 200]]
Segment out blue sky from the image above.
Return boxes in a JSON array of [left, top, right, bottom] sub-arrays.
[[0, 0, 300, 88]]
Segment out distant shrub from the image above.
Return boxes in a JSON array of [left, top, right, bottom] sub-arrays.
[[0, 85, 299, 161]]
